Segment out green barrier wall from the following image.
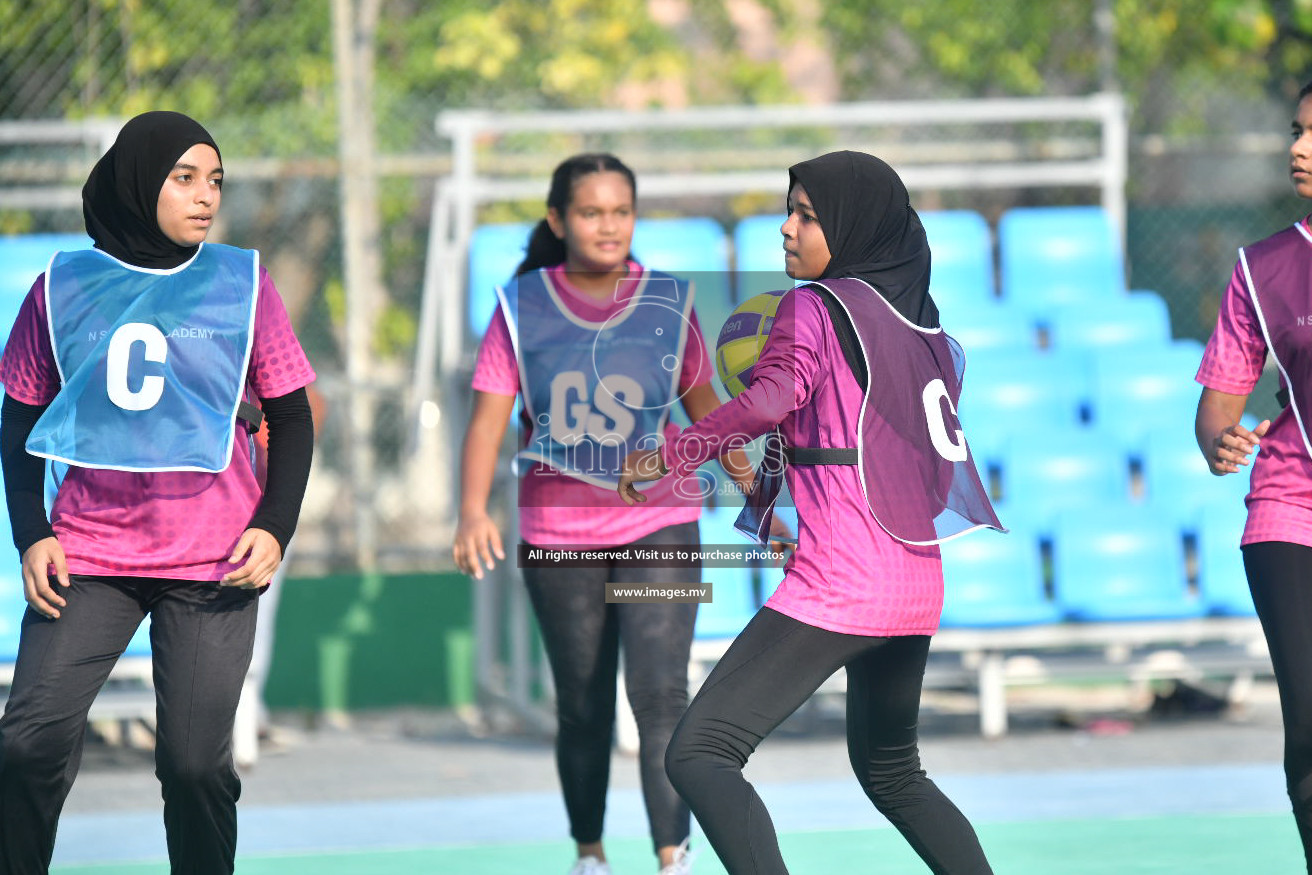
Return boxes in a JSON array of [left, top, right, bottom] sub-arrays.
[[263, 571, 474, 711]]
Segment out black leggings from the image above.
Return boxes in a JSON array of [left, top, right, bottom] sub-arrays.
[[1244, 541, 1312, 873], [521, 521, 699, 852], [665, 607, 992, 875], [0, 575, 258, 875]]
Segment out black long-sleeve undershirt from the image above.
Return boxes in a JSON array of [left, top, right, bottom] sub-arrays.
[[246, 387, 314, 554], [0, 387, 314, 557], [1, 395, 53, 554]]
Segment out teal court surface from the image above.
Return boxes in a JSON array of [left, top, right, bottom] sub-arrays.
[[48, 689, 1304, 874]]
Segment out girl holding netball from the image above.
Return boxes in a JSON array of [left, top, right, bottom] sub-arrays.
[[0, 111, 315, 874], [454, 153, 767, 875], [619, 150, 1001, 874], [1196, 80, 1312, 873]]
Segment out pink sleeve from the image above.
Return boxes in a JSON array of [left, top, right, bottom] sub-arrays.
[[248, 268, 316, 398], [0, 277, 60, 405], [662, 288, 821, 475], [471, 306, 520, 397], [1196, 262, 1266, 395], [678, 308, 713, 392]]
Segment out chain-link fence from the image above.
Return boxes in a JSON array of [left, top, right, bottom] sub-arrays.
[[0, 1, 1307, 571]]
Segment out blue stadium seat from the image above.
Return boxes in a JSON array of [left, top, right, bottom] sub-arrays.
[[0, 474, 26, 661], [634, 217, 730, 274], [1089, 340, 1205, 445], [1052, 505, 1203, 622], [0, 586, 151, 663], [632, 218, 734, 398], [0, 234, 94, 350], [1046, 290, 1173, 351], [753, 499, 795, 606], [920, 210, 995, 309], [694, 571, 758, 640], [959, 348, 1094, 477], [466, 222, 533, 337], [1140, 428, 1252, 532], [1195, 498, 1255, 617], [694, 506, 760, 640], [123, 615, 153, 658], [943, 300, 1039, 354], [999, 427, 1131, 520], [998, 206, 1124, 316], [0, 237, 152, 666], [0, 571, 24, 663], [957, 348, 1091, 434], [939, 527, 1060, 628], [731, 214, 792, 301], [770, 503, 798, 546]]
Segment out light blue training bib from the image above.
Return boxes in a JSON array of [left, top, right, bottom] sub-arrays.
[[27, 243, 259, 473]]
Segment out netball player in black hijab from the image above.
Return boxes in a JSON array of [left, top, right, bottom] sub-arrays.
[[620, 149, 997, 873], [0, 110, 316, 874], [789, 149, 939, 329], [83, 110, 222, 269]]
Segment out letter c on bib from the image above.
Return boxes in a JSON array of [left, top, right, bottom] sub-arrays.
[[922, 378, 968, 463], [106, 322, 167, 411]]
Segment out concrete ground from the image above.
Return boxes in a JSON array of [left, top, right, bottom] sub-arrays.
[[50, 678, 1294, 868]]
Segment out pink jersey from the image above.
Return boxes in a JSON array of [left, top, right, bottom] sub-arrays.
[[662, 286, 943, 637], [1197, 218, 1312, 548], [0, 268, 316, 580], [471, 262, 709, 547]]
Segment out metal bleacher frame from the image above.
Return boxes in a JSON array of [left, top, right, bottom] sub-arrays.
[[409, 93, 1272, 739], [929, 618, 1269, 738]]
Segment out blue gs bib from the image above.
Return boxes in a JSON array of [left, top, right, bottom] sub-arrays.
[[498, 268, 694, 488]]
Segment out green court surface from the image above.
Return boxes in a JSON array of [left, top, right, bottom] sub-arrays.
[[50, 812, 1301, 874]]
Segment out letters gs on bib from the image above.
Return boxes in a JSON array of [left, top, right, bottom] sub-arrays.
[[547, 371, 644, 445], [541, 283, 701, 447]]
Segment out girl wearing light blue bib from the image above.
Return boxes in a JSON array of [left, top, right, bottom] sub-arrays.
[[0, 111, 315, 875]]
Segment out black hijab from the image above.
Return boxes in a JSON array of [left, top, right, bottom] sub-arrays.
[[82, 111, 221, 269], [788, 150, 938, 328]]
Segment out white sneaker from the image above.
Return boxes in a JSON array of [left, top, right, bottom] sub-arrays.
[[658, 838, 695, 875], [568, 856, 612, 875]]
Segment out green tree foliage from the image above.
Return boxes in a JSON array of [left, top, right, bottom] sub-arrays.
[[818, 0, 1312, 133], [9, 0, 1312, 362]]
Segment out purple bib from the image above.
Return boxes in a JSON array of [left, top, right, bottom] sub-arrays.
[[738, 278, 1003, 545], [1240, 223, 1312, 459]]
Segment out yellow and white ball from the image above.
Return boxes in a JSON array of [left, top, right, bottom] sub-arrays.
[[715, 289, 787, 398]]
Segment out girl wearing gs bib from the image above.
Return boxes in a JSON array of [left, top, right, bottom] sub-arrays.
[[0, 111, 315, 875], [454, 153, 769, 875], [620, 151, 1002, 875], [1196, 79, 1312, 874]]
